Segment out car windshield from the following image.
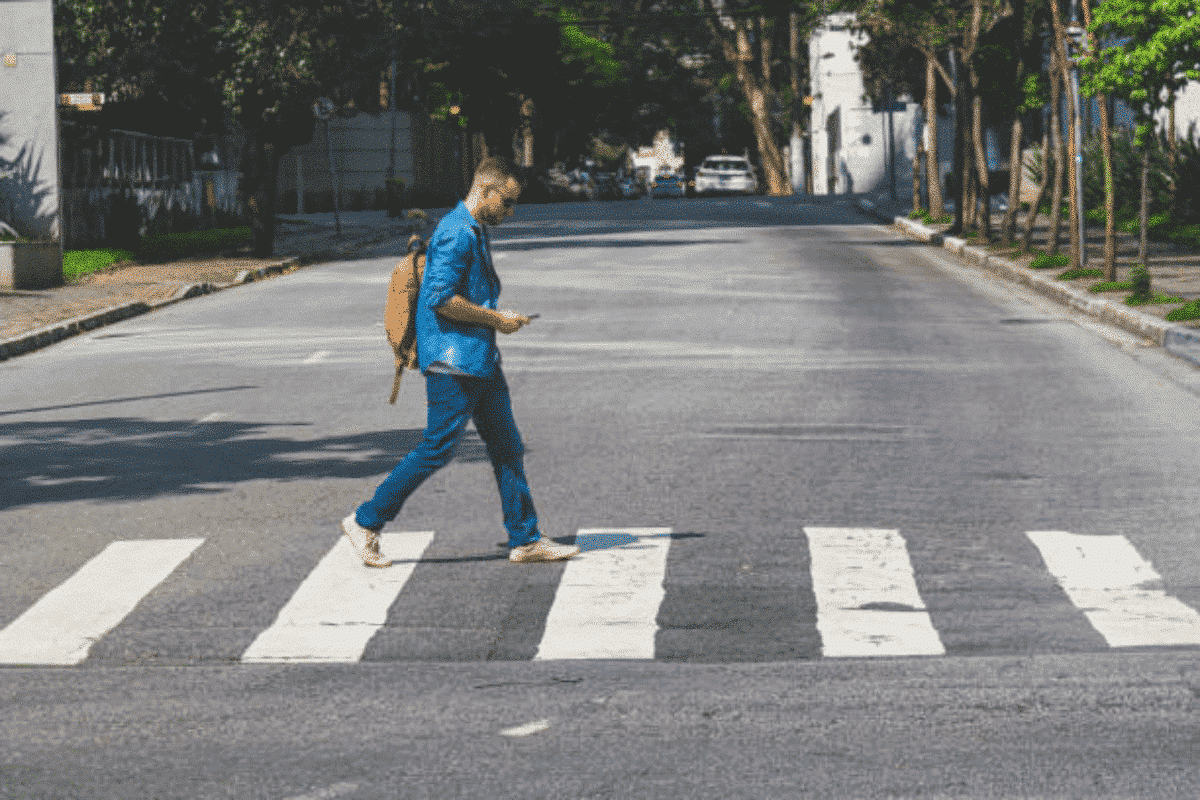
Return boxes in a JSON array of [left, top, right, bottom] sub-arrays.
[[703, 159, 749, 171]]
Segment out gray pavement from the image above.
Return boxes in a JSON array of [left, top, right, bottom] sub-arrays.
[[2, 195, 1200, 798]]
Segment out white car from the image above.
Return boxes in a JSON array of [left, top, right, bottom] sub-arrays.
[[694, 155, 758, 195]]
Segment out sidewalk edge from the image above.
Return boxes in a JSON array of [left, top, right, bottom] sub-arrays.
[[853, 199, 1199, 368], [0, 257, 297, 363]]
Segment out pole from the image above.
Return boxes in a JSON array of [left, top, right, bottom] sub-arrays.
[[1068, 0, 1086, 266], [325, 118, 341, 237]]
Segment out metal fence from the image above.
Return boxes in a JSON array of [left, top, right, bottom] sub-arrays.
[[61, 127, 243, 249]]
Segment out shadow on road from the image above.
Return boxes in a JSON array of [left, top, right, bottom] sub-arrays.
[[0, 416, 494, 510]]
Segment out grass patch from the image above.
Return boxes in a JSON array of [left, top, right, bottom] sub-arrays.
[[1165, 223, 1200, 250], [63, 248, 136, 281], [1057, 267, 1104, 280], [135, 227, 250, 263], [1089, 280, 1133, 293], [1125, 291, 1185, 306], [1166, 299, 1200, 321], [1031, 252, 1071, 269]]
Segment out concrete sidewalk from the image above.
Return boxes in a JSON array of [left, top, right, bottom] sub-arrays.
[[0, 210, 445, 362], [853, 192, 1200, 369]]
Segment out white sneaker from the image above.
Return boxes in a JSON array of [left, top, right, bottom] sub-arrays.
[[341, 514, 391, 568], [509, 537, 580, 563]]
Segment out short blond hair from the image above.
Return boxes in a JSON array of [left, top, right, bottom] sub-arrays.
[[472, 157, 521, 193]]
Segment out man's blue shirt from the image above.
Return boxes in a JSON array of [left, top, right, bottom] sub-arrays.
[[416, 202, 502, 378]]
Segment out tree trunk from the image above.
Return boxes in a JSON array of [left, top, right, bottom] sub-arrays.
[[1099, 95, 1117, 280], [972, 92, 991, 240], [913, 141, 925, 212], [728, 18, 790, 195], [246, 134, 279, 258], [1138, 141, 1150, 268], [1081, 0, 1116, 279], [1021, 128, 1051, 253], [925, 54, 945, 218], [1000, 115, 1023, 248], [1047, 48, 1066, 258], [951, 48, 965, 233], [1000, 0, 1027, 249]]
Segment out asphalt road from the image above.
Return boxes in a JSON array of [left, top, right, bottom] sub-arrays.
[[2, 195, 1199, 799]]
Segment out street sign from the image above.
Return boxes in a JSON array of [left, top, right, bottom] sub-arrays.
[[312, 97, 334, 121], [60, 93, 104, 111]]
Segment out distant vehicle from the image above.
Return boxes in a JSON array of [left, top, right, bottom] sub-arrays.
[[592, 172, 620, 200], [618, 173, 642, 199], [694, 155, 758, 195], [650, 172, 686, 198]]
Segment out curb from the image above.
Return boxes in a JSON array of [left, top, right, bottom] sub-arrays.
[[855, 199, 1200, 369], [0, 258, 297, 363]]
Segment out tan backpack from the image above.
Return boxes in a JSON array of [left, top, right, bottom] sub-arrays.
[[384, 235, 427, 403]]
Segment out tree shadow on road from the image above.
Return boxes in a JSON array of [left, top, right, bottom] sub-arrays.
[[0, 416, 493, 511]]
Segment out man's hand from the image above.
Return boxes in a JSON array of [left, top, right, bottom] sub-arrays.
[[494, 310, 530, 335], [437, 295, 531, 334]]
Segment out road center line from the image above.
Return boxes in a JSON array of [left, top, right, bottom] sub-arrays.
[[805, 527, 945, 657], [1027, 530, 1200, 647], [534, 528, 672, 660], [0, 539, 205, 665], [240, 532, 434, 663]]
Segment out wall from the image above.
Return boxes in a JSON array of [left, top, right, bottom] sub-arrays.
[[0, 0, 61, 242], [808, 13, 924, 198], [276, 111, 470, 212]]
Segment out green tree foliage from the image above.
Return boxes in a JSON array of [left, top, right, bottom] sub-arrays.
[[1079, 0, 1200, 267]]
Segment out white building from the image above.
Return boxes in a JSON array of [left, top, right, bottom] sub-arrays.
[[809, 13, 933, 197], [629, 129, 684, 177]]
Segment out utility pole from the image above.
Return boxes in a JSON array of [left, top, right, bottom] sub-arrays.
[[1066, 0, 1087, 267]]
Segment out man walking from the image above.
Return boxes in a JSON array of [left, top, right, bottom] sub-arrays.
[[341, 157, 579, 567]]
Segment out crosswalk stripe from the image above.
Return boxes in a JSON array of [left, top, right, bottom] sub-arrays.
[[1027, 530, 1200, 647], [805, 527, 945, 657], [240, 532, 434, 663], [534, 528, 672, 660], [0, 539, 204, 665]]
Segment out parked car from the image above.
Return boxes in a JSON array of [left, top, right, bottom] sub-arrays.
[[618, 173, 642, 199], [694, 155, 758, 195], [592, 172, 620, 200], [649, 172, 686, 198]]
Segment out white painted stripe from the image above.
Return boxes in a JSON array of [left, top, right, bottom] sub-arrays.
[[534, 528, 672, 660], [0, 539, 204, 665], [1027, 530, 1200, 647], [498, 719, 551, 737], [241, 532, 434, 663], [805, 527, 945, 657], [303, 350, 331, 364]]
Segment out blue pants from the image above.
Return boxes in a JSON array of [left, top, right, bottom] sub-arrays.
[[355, 368, 540, 548]]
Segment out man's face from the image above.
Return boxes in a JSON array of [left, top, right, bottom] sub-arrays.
[[480, 178, 520, 226]]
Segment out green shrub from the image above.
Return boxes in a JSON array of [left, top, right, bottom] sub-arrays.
[[63, 248, 136, 280], [1125, 291, 1184, 306], [135, 227, 250, 263], [1165, 299, 1200, 321], [1031, 252, 1071, 269], [1089, 280, 1133, 293], [1057, 267, 1104, 280]]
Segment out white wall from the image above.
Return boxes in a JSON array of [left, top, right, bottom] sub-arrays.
[[0, 0, 60, 242], [808, 13, 922, 198]]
